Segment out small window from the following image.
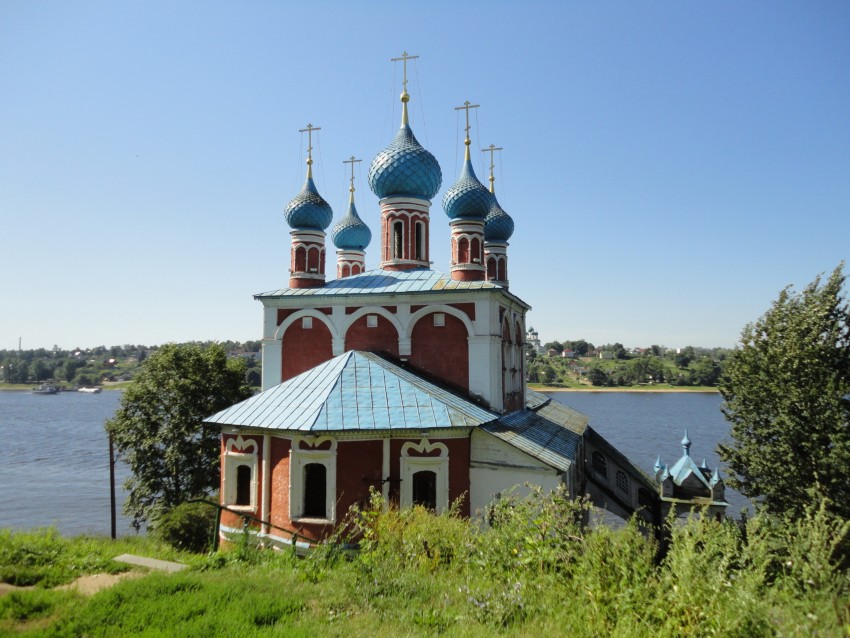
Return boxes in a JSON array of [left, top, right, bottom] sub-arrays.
[[393, 221, 404, 259], [412, 470, 437, 510], [235, 465, 252, 506], [302, 316, 313, 329], [303, 463, 327, 518], [366, 314, 378, 328], [616, 470, 629, 493], [592, 451, 608, 479], [415, 221, 424, 260], [433, 313, 445, 327]]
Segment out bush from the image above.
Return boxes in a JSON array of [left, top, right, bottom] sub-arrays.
[[154, 502, 217, 553]]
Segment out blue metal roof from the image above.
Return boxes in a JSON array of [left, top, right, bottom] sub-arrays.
[[204, 351, 497, 432], [443, 158, 492, 220], [480, 398, 587, 472], [254, 267, 528, 304], [283, 176, 334, 231], [368, 124, 442, 200]]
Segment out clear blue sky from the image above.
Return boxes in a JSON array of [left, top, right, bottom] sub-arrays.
[[2, 1, 848, 351]]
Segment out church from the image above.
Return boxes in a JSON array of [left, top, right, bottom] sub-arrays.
[[204, 55, 710, 549]]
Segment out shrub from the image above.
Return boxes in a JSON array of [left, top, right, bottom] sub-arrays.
[[154, 502, 217, 553]]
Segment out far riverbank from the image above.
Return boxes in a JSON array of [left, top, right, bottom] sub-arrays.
[[529, 383, 720, 393]]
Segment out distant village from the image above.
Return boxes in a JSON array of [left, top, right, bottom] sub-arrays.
[[1, 333, 730, 391]]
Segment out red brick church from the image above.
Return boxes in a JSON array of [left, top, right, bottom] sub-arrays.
[[205, 56, 690, 549]]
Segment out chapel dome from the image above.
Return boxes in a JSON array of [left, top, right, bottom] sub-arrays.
[[368, 125, 442, 201], [484, 196, 514, 241], [283, 176, 334, 231], [442, 159, 492, 220], [331, 201, 372, 250]]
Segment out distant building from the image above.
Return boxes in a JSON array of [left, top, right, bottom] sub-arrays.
[[654, 432, 728, 521], [526, 327, 544, 354]]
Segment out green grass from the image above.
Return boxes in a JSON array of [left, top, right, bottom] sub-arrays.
[[2, 493, 849, 637]]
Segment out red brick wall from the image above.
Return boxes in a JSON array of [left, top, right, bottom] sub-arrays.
[[281, 318, 333, 381], [344, 315, 400, 356], [409, 312, 469, 390]]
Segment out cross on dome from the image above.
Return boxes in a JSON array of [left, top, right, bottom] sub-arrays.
[[298, 123, 321, 177]]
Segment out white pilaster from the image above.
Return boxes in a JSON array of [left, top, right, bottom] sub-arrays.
[[261, 339, 282, 390]]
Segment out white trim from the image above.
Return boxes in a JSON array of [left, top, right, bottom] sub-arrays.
[[400, 439, 449, 513], [223, 436, 259, 511], [274, 309, 338, 341], [289, 436, 337, 523]]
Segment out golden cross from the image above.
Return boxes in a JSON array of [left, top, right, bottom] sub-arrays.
[[343, 155, 362, 194], [481, 144, 504, 193], [454, 100, 480, 143], [298, 123, 321, 166], [390, 51, 419, 95]]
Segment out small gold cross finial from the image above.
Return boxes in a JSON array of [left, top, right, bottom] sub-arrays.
[[343, 155, 362, 203], [454, 100, 480, 160], [481, 144, 504, 194], [391, 51, 419, 125], [391, 51, 419, 96], [298, 123, 321, 177]]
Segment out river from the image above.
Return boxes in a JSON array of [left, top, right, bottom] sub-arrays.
[[0, 389, 747, 537]]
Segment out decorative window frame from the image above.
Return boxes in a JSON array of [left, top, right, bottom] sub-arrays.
[[289, 436, 337, 523], [400, 439, 449, 514], [223, 436, 259, 512]]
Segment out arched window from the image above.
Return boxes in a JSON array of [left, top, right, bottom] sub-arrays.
[[616, 470, 629, 493], [592, 451, 608, 479], [307, 246, 320, 272], [471, 237, 481, 263], [393, 221, 404, 259], [235, 465, 252, 506], [487, 257, 497, 280], [303, 463, 327, 518], [294, 246, 307, 272], [411, 470, 437, 510], [341, 264, 351, 278], [415, 221, 425, 261], [457, 238, 469, 263], [497, 258, 507, 282]]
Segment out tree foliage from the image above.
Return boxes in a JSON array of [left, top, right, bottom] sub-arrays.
[[105, 343, 252, 529], [719, 264, 850, 520]]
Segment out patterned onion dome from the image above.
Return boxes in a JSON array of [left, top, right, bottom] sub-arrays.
[[283, 176, 334, 231], [368, 125, 442, 200], [484, 196, 514, 241], [331, 200, 372, 250], [442, 159, 492, 220]]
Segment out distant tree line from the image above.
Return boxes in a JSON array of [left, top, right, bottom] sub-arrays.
[[0, 340, 263, 389], [527, 340, 730, 388]]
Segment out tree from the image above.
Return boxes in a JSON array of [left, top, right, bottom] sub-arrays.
[[718, 264, 850, 520], [106, 343, 252, 529]]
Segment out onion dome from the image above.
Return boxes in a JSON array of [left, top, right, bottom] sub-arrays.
[[331, 199, 371, 250], [443, 158, 492, 220], [283, 176, 334, 231], [484, 195, 514, 241], [369, 124, 442, 200]]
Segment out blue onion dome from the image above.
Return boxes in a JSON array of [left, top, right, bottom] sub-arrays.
[[442, 158, 492, 220], [368, 124, 442, 200], [331, 200, 372, 250], [283, 176, 334, 231], [484, 195, 514, 241]]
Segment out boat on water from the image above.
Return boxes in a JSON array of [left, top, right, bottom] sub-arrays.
[[78, 387, 102, 394], [32, 384, 59, 395]]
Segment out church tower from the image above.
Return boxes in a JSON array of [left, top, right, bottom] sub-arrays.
[[368, 52, 442, 271], [283, 124, 333, 288], [443, 101, 491, 282], [482, 144, 514, 288], [331, 156, 371, 278]]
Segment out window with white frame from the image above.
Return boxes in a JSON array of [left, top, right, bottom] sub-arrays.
[[400, 440, 449, 514], [223, 436, 259, 510], [289, 437, 337, 522]]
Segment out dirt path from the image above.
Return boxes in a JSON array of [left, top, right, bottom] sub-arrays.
[[0, 571, 143, 598]]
